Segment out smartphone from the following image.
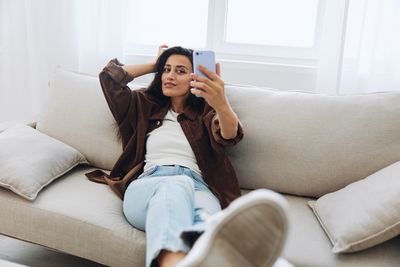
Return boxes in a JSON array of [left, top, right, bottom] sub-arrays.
[[193, 50, 216, 78]]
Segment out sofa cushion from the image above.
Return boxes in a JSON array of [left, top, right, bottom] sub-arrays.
[[308, 161, 400, 253], [0, 165, 146, 267], [276, 193, 400, 267], [36, 68, 122, 171], [225, 84, 400, 197], [0, 124, 87, 200]]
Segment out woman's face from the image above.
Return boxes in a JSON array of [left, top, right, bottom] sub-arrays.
[[161, 54, 193, 99]]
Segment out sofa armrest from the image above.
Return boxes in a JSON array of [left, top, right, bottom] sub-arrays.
[[0, 117, 38, 133]]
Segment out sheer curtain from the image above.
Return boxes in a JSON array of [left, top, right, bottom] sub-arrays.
[[0, 0, 79, 122], [76, 0, 126, 75], [0, 0, 126, 122], [339, 0, 400, 94]]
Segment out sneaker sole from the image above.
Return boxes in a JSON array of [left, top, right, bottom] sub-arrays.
[[182, 190, 288, 267]]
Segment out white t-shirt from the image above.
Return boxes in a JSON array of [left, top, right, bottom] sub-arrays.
[[143, 108, 202, 175]]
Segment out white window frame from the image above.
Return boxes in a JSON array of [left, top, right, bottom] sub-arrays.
[[208, 0, 326, 64], [125, 0, 328, 64]]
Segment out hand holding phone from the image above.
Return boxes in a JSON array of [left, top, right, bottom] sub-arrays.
[[192, 50, 216, 97], [193, 50, 216, 78], [191, 50, 228, 109]]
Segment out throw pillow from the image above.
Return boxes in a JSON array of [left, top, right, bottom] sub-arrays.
[[308, 161, 400, 253], [0, 124, 88, 200]]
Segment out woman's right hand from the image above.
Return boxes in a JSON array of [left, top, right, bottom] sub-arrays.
[[121, 46, 168, 77], [157, 44, 168, 59]]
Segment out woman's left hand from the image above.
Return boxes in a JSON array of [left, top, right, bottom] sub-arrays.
[[191, 64, 240, 139], [190, 64, 230, 112]]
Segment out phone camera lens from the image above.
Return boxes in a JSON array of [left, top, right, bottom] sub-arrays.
[[196, 52, 199, 55]]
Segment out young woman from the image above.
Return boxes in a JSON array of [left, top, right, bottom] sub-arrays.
[[86, 45, 289, 267]]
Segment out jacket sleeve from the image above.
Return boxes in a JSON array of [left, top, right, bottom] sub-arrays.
[[99, 58, 135, 125], [205, 110, 244, 147]]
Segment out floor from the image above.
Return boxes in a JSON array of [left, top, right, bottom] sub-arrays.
[[0, 235, 104, 267]]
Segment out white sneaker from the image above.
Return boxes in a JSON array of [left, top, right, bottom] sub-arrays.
[[177, 189, 289, 267], [273, 258, 295, 267]]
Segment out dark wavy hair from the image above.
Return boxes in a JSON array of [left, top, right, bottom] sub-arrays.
[[146, 46, 205, 109]]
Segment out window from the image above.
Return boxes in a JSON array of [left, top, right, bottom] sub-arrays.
[[213, 0, 324, 63], [225, 0, 319, 47], [124, 0, 324, 63], [125, 0, 209, 53]]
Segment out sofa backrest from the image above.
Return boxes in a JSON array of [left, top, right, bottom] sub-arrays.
[[37, 68, 400, 197], [224, 84, 400, 197], [36, 68, 122, 171]]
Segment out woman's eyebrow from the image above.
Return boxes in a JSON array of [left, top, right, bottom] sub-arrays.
[[176, 65, 189, 70]]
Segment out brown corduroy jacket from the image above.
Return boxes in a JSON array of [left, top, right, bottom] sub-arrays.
[[85, 59, 244, 208]]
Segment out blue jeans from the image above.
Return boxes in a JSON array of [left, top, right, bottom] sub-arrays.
[[123, 165, 221, 267]]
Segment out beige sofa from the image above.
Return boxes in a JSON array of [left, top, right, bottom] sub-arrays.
[[0, 68, 399, 267]]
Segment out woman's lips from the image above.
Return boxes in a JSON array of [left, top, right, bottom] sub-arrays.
[[164, 82, 176, 88]]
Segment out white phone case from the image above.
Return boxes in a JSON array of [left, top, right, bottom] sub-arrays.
[[193, 50, 216, 78]]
